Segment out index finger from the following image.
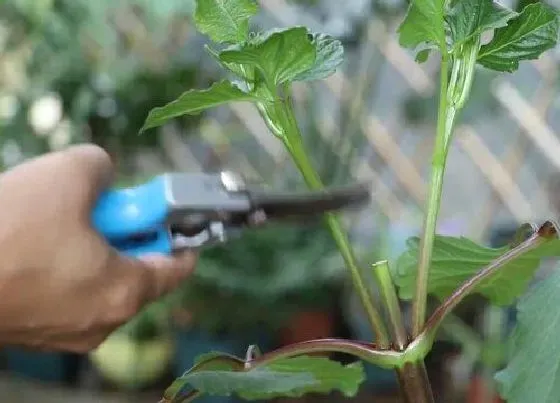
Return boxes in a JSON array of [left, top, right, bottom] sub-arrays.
[[57, 144, 115, 212], [107, 249, 198, 305]]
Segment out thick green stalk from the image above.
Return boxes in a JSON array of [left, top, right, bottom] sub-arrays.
[[411, 56, 451, 337], [275, 92, 391, 348], [412, 41, 480, 337]]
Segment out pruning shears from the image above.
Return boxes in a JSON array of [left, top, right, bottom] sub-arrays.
[[91, 171, 371, 257]]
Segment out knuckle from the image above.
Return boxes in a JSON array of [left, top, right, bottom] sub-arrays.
[[105, 281, 144, 325], [64, 144, 111, 167], [96, 254, 151, 326]]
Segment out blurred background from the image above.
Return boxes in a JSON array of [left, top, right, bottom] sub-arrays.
[[0, 0, 559, 402]]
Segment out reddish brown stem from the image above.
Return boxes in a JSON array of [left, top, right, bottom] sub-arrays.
[[422, 222, 554, 340], [396, 362, 435, 403]]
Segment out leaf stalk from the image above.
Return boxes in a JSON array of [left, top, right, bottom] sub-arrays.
[[419, 223, 554, 346], [262, 88, 391, 348], [372, 260, 407, 350]]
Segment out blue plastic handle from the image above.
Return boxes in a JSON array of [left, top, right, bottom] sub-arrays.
[[91, 175, 172, 257]]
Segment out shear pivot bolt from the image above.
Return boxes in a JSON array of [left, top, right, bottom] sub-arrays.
[[220, 171, 246, 192]]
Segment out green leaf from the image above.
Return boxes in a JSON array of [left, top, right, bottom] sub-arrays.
[[393, 232, 560, 305], [477, 2, 560, 72], [292, 33, 344, 81], [140, 81, 258, 132], [164, 354, 365, 402], [495, 269, 560, 402], [165, 352, 244, 399], [446, 0, 518, 49], [397, 0, 447, 54], [219, 27, 316, 87], [205, 44, 251, 79], [194, 0, 258, 44]]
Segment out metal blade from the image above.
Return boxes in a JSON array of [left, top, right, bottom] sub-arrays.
[[247, 182, 371, 221]]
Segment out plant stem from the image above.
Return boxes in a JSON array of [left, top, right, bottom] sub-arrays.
[[372, 260, 435, 402], [372, 260, 407, 350], [420, 223, 553, 345], [412, 37, 481, 338], [165, 337, 416, 403], [252, 338, 403, 369], [322, 214, 391, 348], [272, 92, 391, 348], [396, 362, 435, 403], [411, 55, 451, 337], [405, 43, 481, 401]]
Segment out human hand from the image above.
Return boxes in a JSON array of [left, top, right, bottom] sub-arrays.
[[0, 144, 196, 352]]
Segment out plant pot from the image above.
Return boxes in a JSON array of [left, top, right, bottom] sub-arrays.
[[467, 375, 504, 403], [88, 331, 174, 390], [2, 347, 82, 385], [280, 310, 335, 343], [279, 310, 335, 357]]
